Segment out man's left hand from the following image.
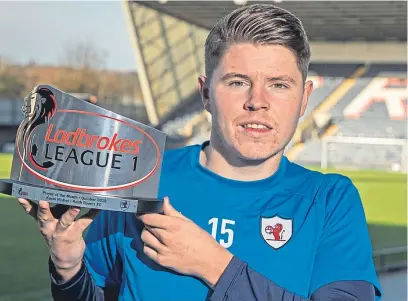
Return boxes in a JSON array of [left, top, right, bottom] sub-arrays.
[[138, 197, 233, 287]]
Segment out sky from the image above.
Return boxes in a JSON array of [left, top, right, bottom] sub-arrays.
[[0, 0, 138, 71]]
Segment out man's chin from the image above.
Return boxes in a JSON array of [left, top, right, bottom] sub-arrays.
[[235, 148, 275, 162]]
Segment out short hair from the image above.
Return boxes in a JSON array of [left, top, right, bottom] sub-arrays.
[[204, 4, 311, 82]]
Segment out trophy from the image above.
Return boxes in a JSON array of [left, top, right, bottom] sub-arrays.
[[0, 85, 166, 213]]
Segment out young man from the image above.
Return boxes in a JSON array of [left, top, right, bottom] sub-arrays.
[[18, 4, 381, 301]]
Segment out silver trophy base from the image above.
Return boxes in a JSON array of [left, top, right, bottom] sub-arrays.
[[0, 179, 163, 213]]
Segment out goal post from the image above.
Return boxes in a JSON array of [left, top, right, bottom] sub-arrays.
[[321, 135, 407, 173]]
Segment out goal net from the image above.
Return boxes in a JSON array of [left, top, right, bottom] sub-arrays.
[[321, 136, 407, 173]]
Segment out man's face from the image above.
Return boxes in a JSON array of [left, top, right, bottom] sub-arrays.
[[199, 43, 313, 161]]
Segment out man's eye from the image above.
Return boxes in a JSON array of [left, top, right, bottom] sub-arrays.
[[273, 83, 288, 89], [229, 81, 246, 87]]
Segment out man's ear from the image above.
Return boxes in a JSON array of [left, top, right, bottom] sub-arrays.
[[300, 80, 313, 117], [198, 75, 211, 113]]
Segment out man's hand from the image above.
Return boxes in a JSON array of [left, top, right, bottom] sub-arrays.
[[17, 198, 99, 283], [138, 197, 233, 287]]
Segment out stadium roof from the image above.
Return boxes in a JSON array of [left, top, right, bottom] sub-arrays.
[[134, 1, 407, 42]]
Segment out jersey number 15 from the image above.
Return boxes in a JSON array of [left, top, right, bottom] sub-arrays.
[[208, 218, 235, 248]]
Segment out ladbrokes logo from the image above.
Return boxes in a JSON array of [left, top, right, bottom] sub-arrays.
[[45, 124, 142, 154], [41, 123, 143, 170], [45, 124, 142, 155], [17, 87, 160, 192]]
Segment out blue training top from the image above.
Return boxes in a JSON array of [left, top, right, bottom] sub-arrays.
[[83, 142, 381, 301]]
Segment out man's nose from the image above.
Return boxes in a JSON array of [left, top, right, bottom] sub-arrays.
[[243, 85, 270, 111]]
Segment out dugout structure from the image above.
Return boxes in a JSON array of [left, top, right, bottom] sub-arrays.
[[122, 0, 406, 150]]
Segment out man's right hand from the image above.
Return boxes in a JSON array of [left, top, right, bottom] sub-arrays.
[[17, 198, 99, 283]]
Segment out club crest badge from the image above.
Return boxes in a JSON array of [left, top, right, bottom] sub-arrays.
[[120, 200, 130, 211], [261, 215, 293, 249]]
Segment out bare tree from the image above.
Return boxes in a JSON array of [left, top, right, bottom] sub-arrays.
[[61, 40, 107, 70], [58, 40, 108, 95], [56, 40, 140, 105]]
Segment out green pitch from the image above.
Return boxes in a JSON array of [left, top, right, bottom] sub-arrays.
[[0, 154, 406, 299], [307, 166, 407, 249]]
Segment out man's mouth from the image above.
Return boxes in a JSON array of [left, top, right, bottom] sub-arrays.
[[240, 122, 272, 133]]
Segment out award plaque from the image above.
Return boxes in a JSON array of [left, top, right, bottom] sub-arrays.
[[0, 85, 166, 213]]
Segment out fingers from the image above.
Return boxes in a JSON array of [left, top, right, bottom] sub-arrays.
[[141, 227, 167, 256], [37, 201, 55, 224], [51, 204, 71, 220], [162, 197, 188, 220], [18, 198, 99, 236], [18, 198, 38, 219], [143, 243, 158, 262], [74, 209, 100, 233], [55, 206, 81, 233], [138, 213, 171, 229], [143, 225, 167, 245]]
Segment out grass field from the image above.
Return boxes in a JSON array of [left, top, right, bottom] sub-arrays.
[[0, 154, 406, 300]]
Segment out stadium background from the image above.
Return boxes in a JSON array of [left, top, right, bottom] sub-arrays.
[[0, 1, 406, 300]]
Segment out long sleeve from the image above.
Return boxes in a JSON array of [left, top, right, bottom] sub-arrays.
[[49, 258, 113, 301], [209, 256, 375, 301], [49, 210, 124, 301]]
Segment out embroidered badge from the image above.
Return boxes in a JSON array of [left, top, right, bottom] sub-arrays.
[[261, 215, 293, 249]]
